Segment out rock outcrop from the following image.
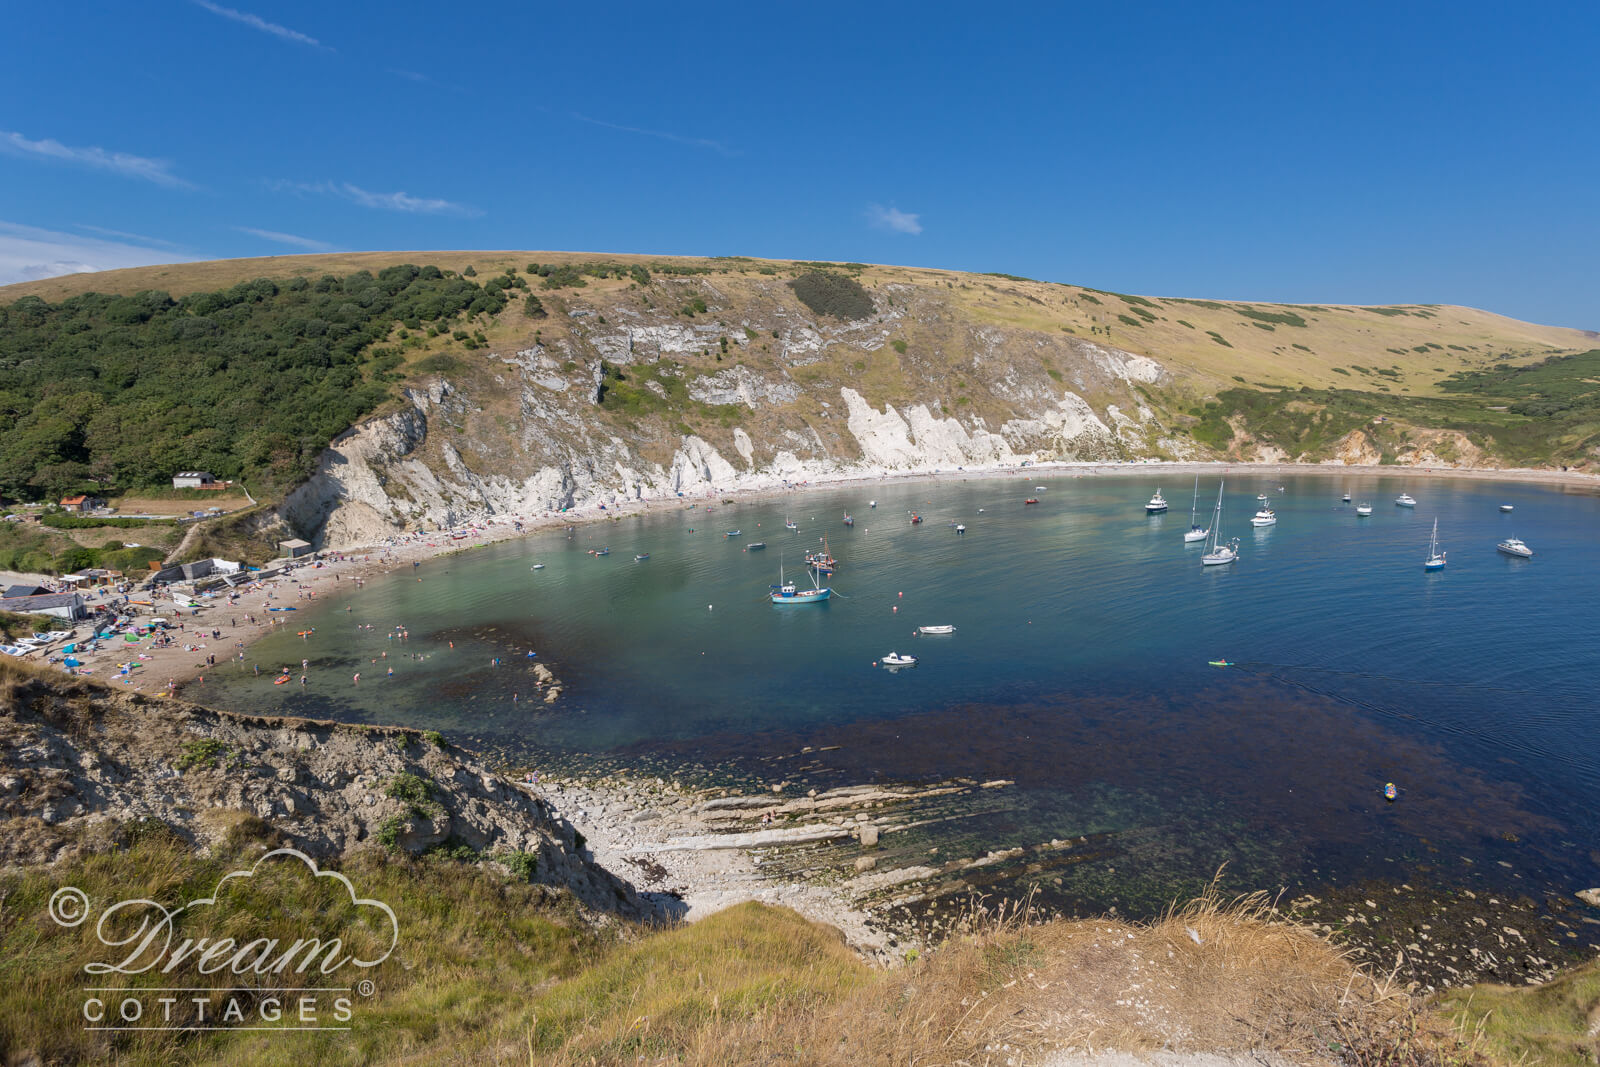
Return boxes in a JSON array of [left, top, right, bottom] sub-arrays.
[[0, 664, 652, 920]]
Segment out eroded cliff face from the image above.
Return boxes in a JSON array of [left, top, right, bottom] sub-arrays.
[[279, 282, 1181, 547], [0, 665, 650, 919]]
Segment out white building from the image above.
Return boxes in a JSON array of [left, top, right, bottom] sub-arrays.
[[172, 471, 217, 488]]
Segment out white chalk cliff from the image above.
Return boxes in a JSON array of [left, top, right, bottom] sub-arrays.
[[278, 292, 1182, 548]]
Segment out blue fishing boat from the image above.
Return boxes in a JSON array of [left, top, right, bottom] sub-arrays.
[[771, 560, 831, 605]]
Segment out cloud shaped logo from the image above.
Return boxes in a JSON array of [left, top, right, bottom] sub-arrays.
[[59, 848, 399, 977]]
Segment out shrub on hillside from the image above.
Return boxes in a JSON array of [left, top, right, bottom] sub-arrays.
[[789, 272, 875, 321]]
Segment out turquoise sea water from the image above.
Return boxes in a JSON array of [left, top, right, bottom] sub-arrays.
[[203, 472, 1600, 914]]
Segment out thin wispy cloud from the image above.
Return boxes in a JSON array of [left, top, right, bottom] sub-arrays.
[[571, 113, 737, 157], [0, 130, 193, 189], [192, 0, 326, 48], [866, 203, 922, 236], [0, 220, 188, 287], [76, 224, 183, 248], [233, 226, 336, 252], [269, 179, 482, 218], [386, 68, 465, 92]]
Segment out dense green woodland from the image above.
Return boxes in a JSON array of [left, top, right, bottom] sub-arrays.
[[0, 265, 509, 501]]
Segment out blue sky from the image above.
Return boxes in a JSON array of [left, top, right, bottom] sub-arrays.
[[3, 1, 1596, 327]]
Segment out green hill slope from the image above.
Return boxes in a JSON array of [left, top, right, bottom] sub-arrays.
[[3, 253, 1595, 553]]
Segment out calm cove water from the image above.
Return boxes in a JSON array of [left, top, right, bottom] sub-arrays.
[[203, 472, 1600, 916]]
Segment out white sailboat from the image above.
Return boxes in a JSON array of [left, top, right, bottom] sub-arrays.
[[1201, 482, 1239, 566], [1423, 518, 1446, 571], [1183, 474, 1208, 543]]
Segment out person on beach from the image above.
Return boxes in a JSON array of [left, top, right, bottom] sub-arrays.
[[353, 672, 360, 684]]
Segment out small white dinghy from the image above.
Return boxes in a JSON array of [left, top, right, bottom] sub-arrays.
[[1499, 504, 1514, 513], [917, 625, 955, 635], [881, 652, 917, 668]]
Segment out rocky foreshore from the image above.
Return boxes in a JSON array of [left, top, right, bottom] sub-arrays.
[[5, 656, 1596, 990], [0, 661, 649, 924]]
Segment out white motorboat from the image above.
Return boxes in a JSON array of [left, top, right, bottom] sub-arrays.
[[1250, 507, 1276, 527], [1424, 518, 1446, 571], [917, 624, 956, 635], [954, 524, 966, 534], [1256, 493, 1270, 502], [1355, 503, 1373, 516], [1496, 537, 1533, 558], [869, 500, 877, 508], [1201, 482, 1239, 566], [881, 652, 917, 668], [1145, 489, 1168, 513], [1396, 493, 1417, 507], [1499, 504, 1514, 513], [531, 563, 546, 569], [1184, 474, 1209, 543]]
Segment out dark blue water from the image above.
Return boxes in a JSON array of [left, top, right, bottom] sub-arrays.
[[203, 472, 1600, 912]]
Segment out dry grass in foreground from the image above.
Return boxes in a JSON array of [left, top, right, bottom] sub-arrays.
[[0, 766, 1535, 1067]]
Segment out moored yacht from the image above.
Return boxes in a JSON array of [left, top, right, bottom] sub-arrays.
[[1424, 518, 1446, 571], [1396, 493, 1417, 507], [1201, 482, 1239, 566], [1496, 536, 1533, 558], [1250, 507, 1276, 527], [1145, 489, 1168, 513], [1184, 474, 1208, 543]]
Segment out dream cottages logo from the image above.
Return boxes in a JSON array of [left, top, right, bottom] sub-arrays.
[[49, 848, 398, 1031]]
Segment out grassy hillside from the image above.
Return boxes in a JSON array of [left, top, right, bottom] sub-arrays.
[[4, 251, 1589, 397], [3, 253, 1597, 542]]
